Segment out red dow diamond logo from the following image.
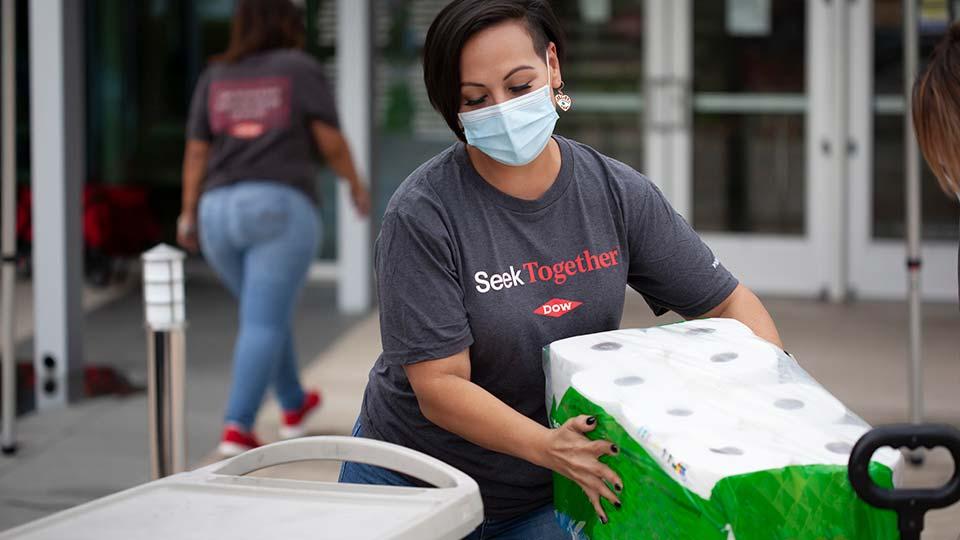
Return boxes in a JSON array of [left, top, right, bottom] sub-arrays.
[[534, 298, 583, 318]]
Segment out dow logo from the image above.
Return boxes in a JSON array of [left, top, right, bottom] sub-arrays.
[[534, 298, 583, 318]]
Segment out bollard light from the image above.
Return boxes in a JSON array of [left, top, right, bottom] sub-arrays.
[[142, 244, 186, 331], [141, 243, 188, 478]]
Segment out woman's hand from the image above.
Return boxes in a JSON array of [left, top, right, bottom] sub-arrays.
[[404, 352, 621, 522], [176, 213, 199, 253], [542, 415, 622, 524], [350, 181, 371, 216]]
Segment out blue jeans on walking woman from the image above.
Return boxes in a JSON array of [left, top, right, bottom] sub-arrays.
[[199, 181, 320, 430]]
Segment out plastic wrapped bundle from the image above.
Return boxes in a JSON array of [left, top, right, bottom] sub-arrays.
[[544, 318, 901, 540]]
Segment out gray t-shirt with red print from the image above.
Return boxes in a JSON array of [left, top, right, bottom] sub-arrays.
[[359, 136, 738, 519], [186, 49, 339, 204]]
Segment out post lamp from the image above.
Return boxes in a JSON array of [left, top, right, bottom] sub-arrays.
[[141, 244, 187, 478]]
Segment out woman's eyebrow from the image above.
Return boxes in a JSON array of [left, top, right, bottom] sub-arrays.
[[460, 65, 537, 88], [503, 65, 535, 80]]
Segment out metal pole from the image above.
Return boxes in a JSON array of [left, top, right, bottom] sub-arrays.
[[670, 0, 692, 220], [145, 329, 186, 477], [146, 331, 168, 478], [170, 328, 186, 473], [903, 0, 924, 464], [1, 0, 18, 455], [832, 0, 851, 303]]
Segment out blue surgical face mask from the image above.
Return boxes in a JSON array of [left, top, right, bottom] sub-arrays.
[[458, 59, 559, 167]]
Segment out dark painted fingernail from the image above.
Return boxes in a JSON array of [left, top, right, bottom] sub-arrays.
[[611, 444, 619, 454], [600, 515, 608, 524], [586, 416, 597, 425], [614, 502, 621, 510], [615, 483, 622, 492]]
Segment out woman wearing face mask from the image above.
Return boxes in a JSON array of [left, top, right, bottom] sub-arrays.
[[912, 23, 960, 302], [342, 0, 782, 536]]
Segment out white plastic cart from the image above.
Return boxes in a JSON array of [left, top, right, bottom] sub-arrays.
[[0, 436, 484, 540]]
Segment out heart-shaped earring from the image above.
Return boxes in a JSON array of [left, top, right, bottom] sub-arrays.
[[554, 83, 573, 112]]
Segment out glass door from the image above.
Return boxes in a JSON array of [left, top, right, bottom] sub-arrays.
[[656, 0, 834, 296], [553, 0, 645, 172], [848, 0, 959, 300]]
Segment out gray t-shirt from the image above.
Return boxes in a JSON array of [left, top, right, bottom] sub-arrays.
[[186, 49, 338, 204], [360, 136, 738, 519]]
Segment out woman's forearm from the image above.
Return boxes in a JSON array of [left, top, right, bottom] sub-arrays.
[[704, 284, 783, 348], [414, 372, 553, 468], [181, 139, 210, 216], [327, 140, 362, 187], [407, 355, 622, 521], [311, 121, 362, 187]]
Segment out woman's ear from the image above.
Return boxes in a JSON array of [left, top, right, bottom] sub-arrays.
[[547, 42, 563, 89]]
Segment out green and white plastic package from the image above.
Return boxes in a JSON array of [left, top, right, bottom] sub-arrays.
[[544, 318, 901, 539]]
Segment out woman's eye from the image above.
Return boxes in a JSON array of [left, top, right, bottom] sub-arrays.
[[464, 96, 486, 106], [509, 83, 532, 93]]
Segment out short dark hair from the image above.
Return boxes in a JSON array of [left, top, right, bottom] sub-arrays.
[[423, 0, 566, 141], [214, 0, 305, 64]]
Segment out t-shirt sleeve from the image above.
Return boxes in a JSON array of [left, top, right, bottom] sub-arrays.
[[376, 208, 473, 365], [297, 57, 340, 129], [185, 70, 212, 141], [624, 174, 739, 318]]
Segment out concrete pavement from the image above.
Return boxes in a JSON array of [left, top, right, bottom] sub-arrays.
[[0, 275, 361, 531], [2, 289, 959, 538]]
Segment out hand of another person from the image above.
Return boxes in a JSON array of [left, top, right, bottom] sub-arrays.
[[542, 415, 622, 524], [176, 213, 200, 253], [351, 181, 372, 216]]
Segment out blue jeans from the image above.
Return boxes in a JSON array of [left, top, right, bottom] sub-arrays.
[[339, 420, 566, 540], [199, 181, 320, 430]]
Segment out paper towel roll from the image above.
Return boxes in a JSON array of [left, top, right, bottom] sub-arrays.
[[654, 318, 756, 340], [550, 323, 773, 384], [831, 412, 904, 470], [546, 333, 641, 409], [549, 333, 646, 373], [569, 365, 678, 414], [662, 339, 781, 385], [620, 390, 740, 442], [819, 424, 870, 464], [755, 383, 848, 426], [771, 422, 891, 467], [655, 432, 791, 499]]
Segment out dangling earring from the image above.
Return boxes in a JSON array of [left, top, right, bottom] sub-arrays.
[[554, 82, 573, 112]]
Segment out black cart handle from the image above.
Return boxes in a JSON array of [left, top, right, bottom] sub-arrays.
[[848, 424, 960, 540]]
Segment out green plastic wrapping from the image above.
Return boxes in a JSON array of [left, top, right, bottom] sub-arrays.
[[544, 320, 900, 539], [551, 388, 898, 539]]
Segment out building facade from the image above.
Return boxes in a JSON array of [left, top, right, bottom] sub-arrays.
[[1, 0, 958, 408]]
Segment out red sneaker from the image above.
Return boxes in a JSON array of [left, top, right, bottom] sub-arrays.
[[218, 425, 261, 457], [279, 390, 322, 440]]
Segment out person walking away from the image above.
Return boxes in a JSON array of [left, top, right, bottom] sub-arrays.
[[177, 0, 370, 456]]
